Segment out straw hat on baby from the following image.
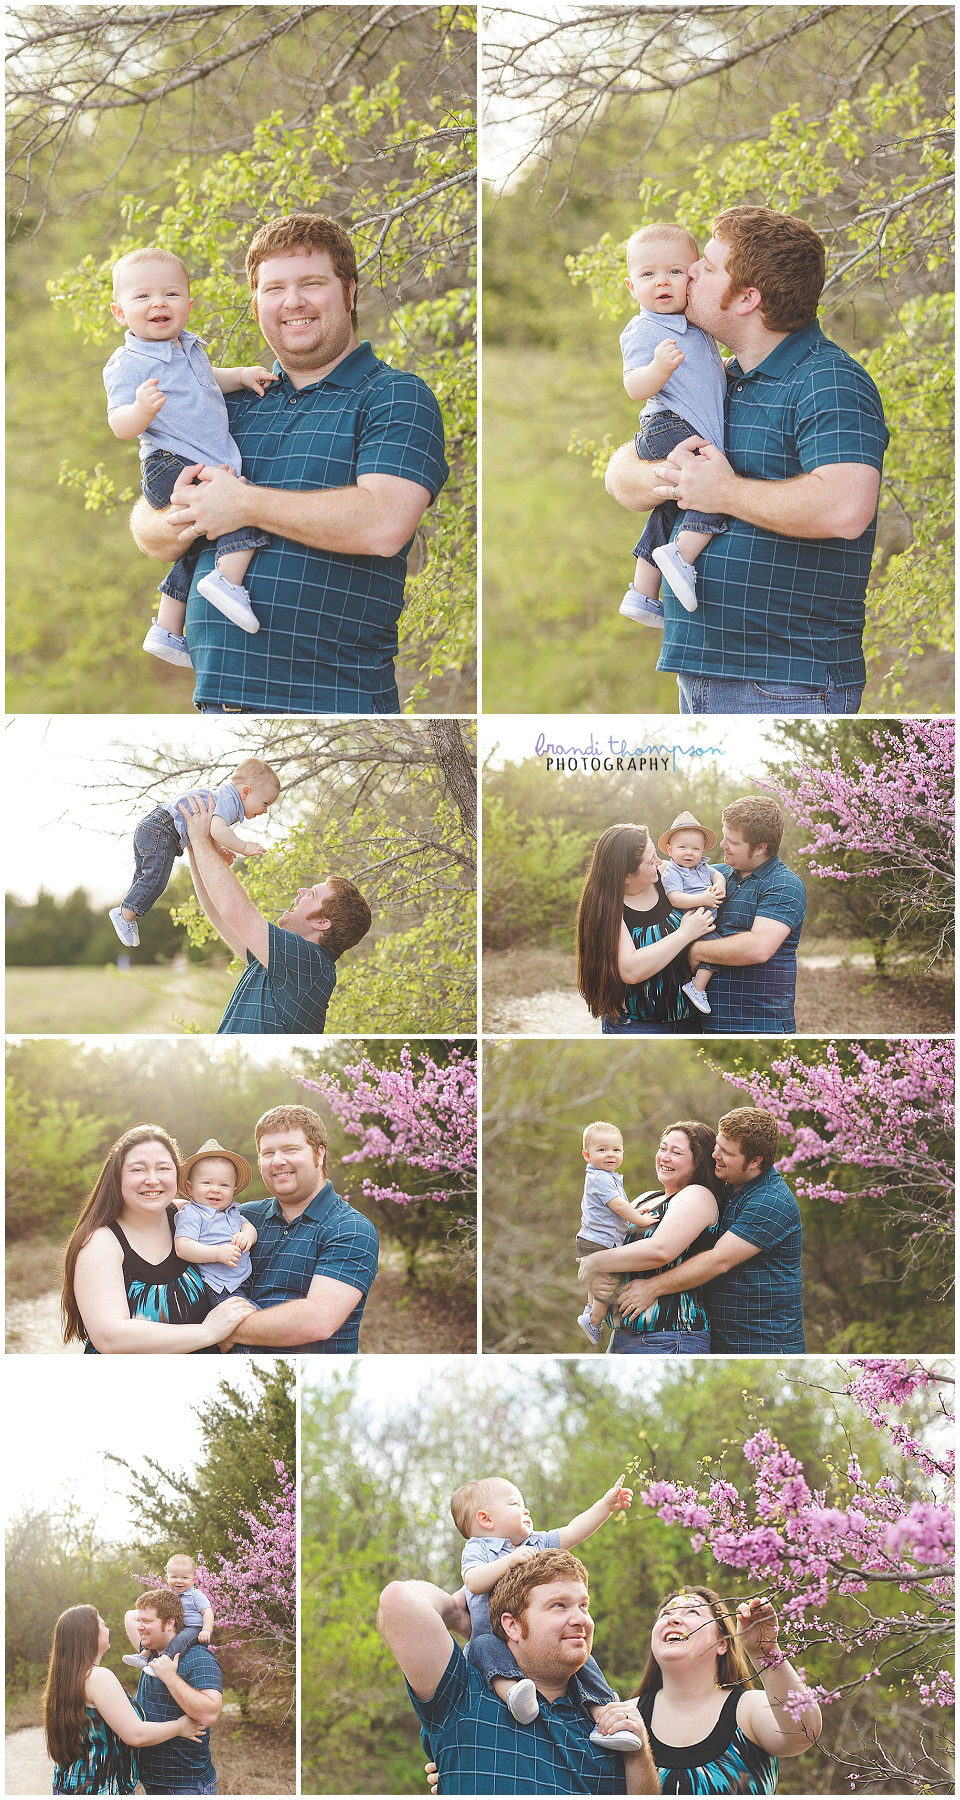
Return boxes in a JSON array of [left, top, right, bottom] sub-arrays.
[[657, 810, 717, 854], [178, 1137, 252, 1196]]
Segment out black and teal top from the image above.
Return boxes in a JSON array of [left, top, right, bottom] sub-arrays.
[[639, 1685, 778, 1794], [52, 1704, 138, 1793], [616, 884, 695, 1025], [82, 1209, 212, 1353], [605, 1191, 719, 1336]]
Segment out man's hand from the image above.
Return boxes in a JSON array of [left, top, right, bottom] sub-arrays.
[[135, 377, 167, 420], [149, 1653, 180, 1685], [654, 437, 732, 512], [653, 338, 684, 377], [179, 791, 219, 845], [617, 1277, 660, 1321], [169, 463, 252, 543]]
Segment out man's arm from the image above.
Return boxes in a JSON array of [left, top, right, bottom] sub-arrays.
[[657, 440, 880, 540], [227, 1272, 363, 1348], [167, 463, 432, 559], [689, 916, 789, 969], [377, 1581, 461, 1702], [617, 1230, 760, 1316], [148, 1658, 222, 1728], [182, 798, 269, 965]]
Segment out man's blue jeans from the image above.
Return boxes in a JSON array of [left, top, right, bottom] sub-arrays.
[[607, 1329, 711, 1354], [677, 670, 863, 715], [142, 1783, 216, 1795]]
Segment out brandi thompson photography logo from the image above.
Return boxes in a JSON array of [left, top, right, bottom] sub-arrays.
[[533, 730, 727, 773]]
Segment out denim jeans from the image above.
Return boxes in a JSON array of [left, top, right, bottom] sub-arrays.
[[121, 807, 182, 915], [468, 1635, 614, 1708], [608, 1328, 711, 1355], [632, 410, 727, 561], [601, 1017, 699, 1035], [142, 449, 269, 607], [142, 1782, 216, 1795], [677, 670, 864, 715]]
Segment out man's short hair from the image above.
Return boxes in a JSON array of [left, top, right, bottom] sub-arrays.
[[450, 1476, 513, 1540], [722, 796, 785, 857], [317, 877, 372, 960], [137, 1588, 184, 1632], [112, 247, 190, 300], [245, 212, 359, 324], [231, 757, 281, 799], [582, 1120, 621, 1153], [717, 1107, 780, 1174], [712, 205, 825, 333], [489, 1550, 589, 1641], [255, 1104, 327, 1159], [626, 223, 699, 267]]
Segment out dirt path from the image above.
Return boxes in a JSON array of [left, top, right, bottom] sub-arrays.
[[5, 1725, 53, 1794], [483, 987, 600, 1034], [5, 1290, 81, 1354], [360, 1261, 476, 1352]]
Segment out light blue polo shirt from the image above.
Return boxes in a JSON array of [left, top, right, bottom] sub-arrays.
[[103, 327, 242, 471], [620, 307, 726, 446], [162, 781, 243, 851]]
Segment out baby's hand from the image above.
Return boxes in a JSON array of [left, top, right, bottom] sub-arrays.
[[241, 840, 266, 857], [198, 1629, 212, 1643], [631, 1194, 663, 1221], [604, 1474, 634, 1513], [236, 1222, 257, 1251], [135, 377, 166, 417], [509, 1545, 539, 1567], [240, 365, 279, 397], [219, 1241, 241, 1267], [653, 339, 684, 376]]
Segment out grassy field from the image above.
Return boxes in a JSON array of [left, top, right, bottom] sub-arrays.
[[5, 963, 237, 1033], [482, 940, 954, 1035], [482, 346, 954, 715]]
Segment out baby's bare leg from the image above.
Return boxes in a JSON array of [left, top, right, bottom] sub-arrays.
[[215, 547, 255, 587], [674, 528, 712, 566], [156, 593, 187, 635], [589, 1296, 607, 1327], [632, 558, 661, 597], [691, 967, 712, 993]]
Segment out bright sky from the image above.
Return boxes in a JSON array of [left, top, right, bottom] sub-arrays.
[[4, 1358, 269, 1537], [302, 1354, 669, 1419], [481, 715, 794, 779], [4, 1032, 326, 1068], [4, 716, 306, 904]]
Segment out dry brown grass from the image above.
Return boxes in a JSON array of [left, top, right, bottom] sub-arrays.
[[5, 1238, 62, 1301]]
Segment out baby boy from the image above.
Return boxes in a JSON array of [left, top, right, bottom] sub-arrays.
[[658, 811, 726, 1015], [174, 1138, 259, 1302], [122, 1553, 214, 1675]]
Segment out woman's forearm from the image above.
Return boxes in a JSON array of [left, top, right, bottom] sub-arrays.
[[619, 930, 691, 984], [86, 1317, 212, 1354]]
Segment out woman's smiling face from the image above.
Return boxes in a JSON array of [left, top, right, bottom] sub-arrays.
[[623, 836, 659, 895], [652, 1592, 726, 1668], [655, 1129, 695, 1194], [119, 1140, 179, 1217]]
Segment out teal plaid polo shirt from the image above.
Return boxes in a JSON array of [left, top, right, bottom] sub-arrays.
[[701, 855, 806, 1033], [238, 1180, 379, 1353], [184, 341, 448, 713], [135, 1644, 221, 1790], [707, 1168, 805, 1352], [657, 322, 888, 686], [413, 1645, 627, 1793], [217, 922, 335, 1035]]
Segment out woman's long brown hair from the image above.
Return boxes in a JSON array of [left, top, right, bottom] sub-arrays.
[[634, 1585, 754, 1697], [61, 1124, 182, 1344], [43, 1603, 100, 1769], [576, 823, 649, 1022]]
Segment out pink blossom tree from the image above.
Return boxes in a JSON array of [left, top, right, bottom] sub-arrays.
[[763, 718, 955, 966], [298, 1044, 477, 1278], [195, 1461, 296, 1715], [720, 1039, 954, 1293], [632, 1360, 954, 1792]]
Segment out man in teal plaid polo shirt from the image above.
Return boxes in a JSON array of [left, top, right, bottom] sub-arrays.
[[131, 212, 448, 714], [607, 205, 888, 715], [180, 793, 371, 1034], [379, 1551, 658, 1794], [685, 796, 806, 1034], [612, 1108, 804, 1353], [132, 1588, 222, 1793]]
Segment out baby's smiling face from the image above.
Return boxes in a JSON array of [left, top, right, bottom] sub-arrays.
[[668, 828, 709, 869], [184, 1156, 238, 1211]]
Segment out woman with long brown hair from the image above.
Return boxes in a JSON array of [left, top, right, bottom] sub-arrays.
[[578, 1121, 721, 1354], [44, 1604, 201, 1792], [592, 1587, 822, 1792], [62, 1125, 253, 1353], [575, 825, 715, 1032]]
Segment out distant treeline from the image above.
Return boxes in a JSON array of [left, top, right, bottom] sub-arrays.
[[6, 869, 217, 965]]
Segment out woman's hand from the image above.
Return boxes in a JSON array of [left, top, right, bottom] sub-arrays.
[[677, 906, 717, 941], [176, 1714, 205, 1742], [425, 1760, 439, 1794], [616, 1279, 654, 1323], [201, 1296, 256, 1345], [736, 1597, 782, 1663]]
